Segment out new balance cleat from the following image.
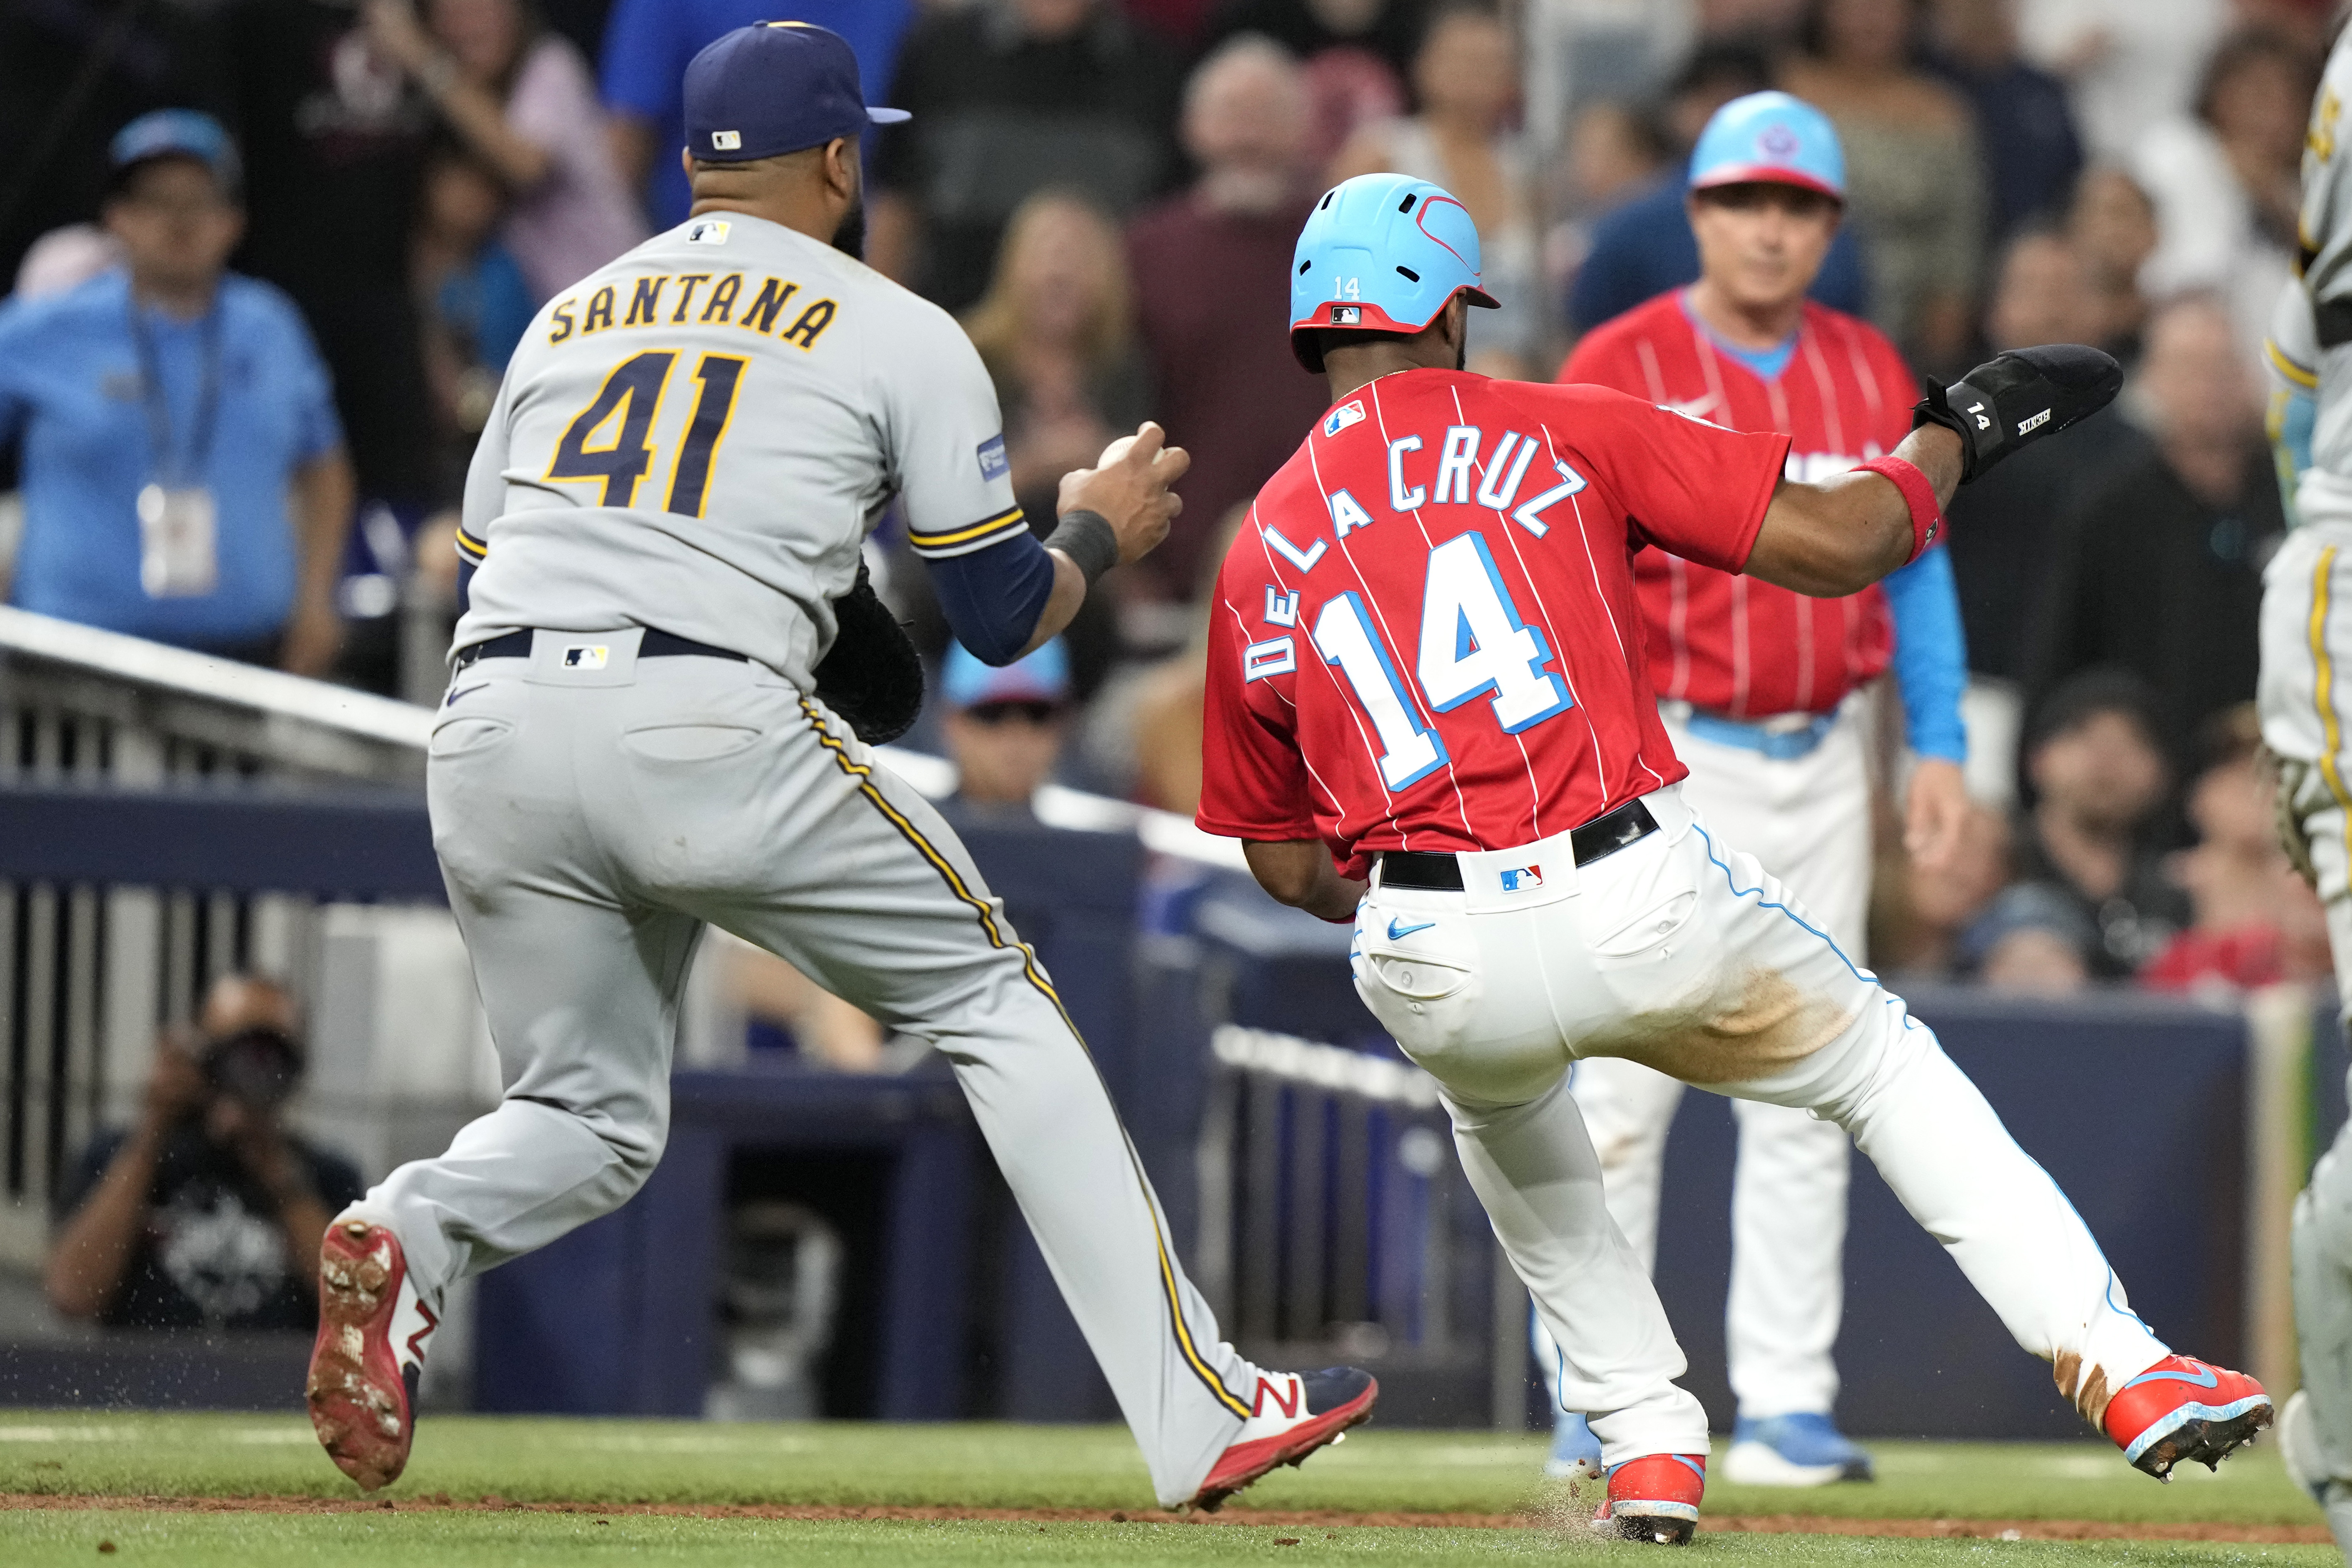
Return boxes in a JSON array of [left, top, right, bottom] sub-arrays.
[[1722, 1412, 1874, 1486], [2102, 1355, 2270, 1481], [1591, 1452, 1705, 1545], [1546, 1409, 1603, 1481], [306, 1215, 438, 1491], [1188, 1367, 1377, 1511]]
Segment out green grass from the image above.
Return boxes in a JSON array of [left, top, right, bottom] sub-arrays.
[[0, 1412, 2337, 1566], [0, 1512, 2340, 1568]]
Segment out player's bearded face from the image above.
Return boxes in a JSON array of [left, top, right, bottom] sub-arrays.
[[831, 196, 866, 261]]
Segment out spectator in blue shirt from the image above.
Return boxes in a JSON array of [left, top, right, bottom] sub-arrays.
[[0, 112, 353, 672], [1565, 45, 1870, 339], [598, 0, 916, 230]]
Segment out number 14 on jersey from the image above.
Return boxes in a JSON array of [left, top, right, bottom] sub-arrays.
[[1251, 531, 1573, 791]]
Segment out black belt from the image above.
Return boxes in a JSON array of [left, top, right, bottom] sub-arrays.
[[1377, 799, 1660, 891], [452, 627, 749, 672]]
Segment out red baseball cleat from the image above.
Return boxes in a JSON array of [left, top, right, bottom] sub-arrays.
[[2102, 1355, 2271, 1481], [1187, 1367, 1377, 1510], [306, 1216, 438, 1492], [1591, 1452, 1706, 1546]]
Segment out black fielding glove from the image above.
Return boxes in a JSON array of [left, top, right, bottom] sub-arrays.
[[1913, 344, 2122, 483], [812, 559, 925, 746]]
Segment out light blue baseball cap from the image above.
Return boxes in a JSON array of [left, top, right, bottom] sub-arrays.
[[109, 109, 242, 197], [944, 638, 1071, 710], [1687, 91, 1844, 202]]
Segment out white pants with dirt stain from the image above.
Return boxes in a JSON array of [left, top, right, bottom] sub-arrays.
[[1547, 699, 1871, 1423], [1350, 783, 2169, 1465]]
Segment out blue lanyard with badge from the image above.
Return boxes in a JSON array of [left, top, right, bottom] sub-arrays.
[[129, 302, 222, 598]]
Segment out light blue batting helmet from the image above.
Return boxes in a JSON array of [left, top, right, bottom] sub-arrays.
[[1288, 173, 1500, 372], [1687, 91, 1844, 201]]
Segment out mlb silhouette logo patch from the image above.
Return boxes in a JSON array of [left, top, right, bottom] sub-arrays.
[[563, 645, 610, 670], [1330, 304, 1361, 325], [685, 219, 730, 245], [1499, 865, 1543, 892], [1323, 401, 1364, 436]]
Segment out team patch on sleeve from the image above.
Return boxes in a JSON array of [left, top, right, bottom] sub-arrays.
[[907, 506, 1029, 559], [978, 434, 1010, 482]]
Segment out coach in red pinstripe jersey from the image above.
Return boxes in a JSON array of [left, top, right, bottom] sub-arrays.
[[1542, 92, 1973, 1488]]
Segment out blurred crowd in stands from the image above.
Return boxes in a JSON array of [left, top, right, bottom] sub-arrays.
[[1, 0, 2343, 1010]]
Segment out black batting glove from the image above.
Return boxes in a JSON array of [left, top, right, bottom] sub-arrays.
[[1913, 344, 2122, 483]]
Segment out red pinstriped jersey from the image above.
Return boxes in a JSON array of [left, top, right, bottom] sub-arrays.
[[1196, 368, 1789, 868], [1562, 292, 1916, 718]]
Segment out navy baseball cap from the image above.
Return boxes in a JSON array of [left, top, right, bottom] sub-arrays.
[[684, 22, 909, 163], [109, 109, 242, 197]]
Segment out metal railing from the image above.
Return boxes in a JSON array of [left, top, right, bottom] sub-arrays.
[[1196, 1025, 1525, 1429], [0, 610, 437, 1221], [0, 608, 1241, 1221]]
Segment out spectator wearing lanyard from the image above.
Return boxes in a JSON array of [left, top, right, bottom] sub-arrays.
[[0, 111, 354, 673]]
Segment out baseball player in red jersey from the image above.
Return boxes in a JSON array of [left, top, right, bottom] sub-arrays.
[[1197, 171, 2269, 1544], [1544, 92, 1972, 1487]]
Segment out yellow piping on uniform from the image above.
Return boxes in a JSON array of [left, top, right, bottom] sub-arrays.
[[2270, 338, 2320, 390], [799, 697, 1254, 1421], [908, 507, 1025, 550], [2313, 546, 2352, 814]]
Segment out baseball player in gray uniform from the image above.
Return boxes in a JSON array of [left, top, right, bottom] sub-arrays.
[[302, 22, 1373, 1510], [2266, 26, 2352, 1554]]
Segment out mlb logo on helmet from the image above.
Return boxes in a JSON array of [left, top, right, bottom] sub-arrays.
[[1330, 305, 1361, 325], [1499, 865, 1544, 892]]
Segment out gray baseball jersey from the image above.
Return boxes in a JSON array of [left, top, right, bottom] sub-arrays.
[[2299, 31, 2352, 526], [454, 214, 1025, 683]]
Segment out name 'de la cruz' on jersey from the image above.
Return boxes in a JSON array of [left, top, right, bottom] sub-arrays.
[[1198, 369, 1791, 870], [1564, 295, 1918, 719]]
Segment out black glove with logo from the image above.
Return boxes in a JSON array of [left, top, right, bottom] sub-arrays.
[[812, 559, 925, 746], [1913, 344, 2122, 483]]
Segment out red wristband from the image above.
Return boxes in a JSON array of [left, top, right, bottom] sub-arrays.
[[1854, 455, 1944, 564]]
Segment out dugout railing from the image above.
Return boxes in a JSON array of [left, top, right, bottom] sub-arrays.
[[1198, 1024, 1528, 1428]]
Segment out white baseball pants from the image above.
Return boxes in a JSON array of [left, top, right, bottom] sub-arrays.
[[2261, 519, 2352, 1548], [1547, 700, 1869, 1421], [1351, 783, 2168, 1465], [362, 637, 1256, 1505]]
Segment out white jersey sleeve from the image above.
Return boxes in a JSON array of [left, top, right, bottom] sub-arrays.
[[873, 308, 1027, 561], [2270, 274, 2319, 526], [2300, 33, 2352, 524]]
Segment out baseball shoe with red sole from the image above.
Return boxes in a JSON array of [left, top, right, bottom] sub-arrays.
[[1591, 1452, 1706, 1546], [306, 1214, 439, 1492], [2103, 1355, 2271, 1481], [1187, 1367, 1377, 1510]]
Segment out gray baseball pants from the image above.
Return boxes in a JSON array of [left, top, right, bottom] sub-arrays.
[[360, 632, 1254, 1504]]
